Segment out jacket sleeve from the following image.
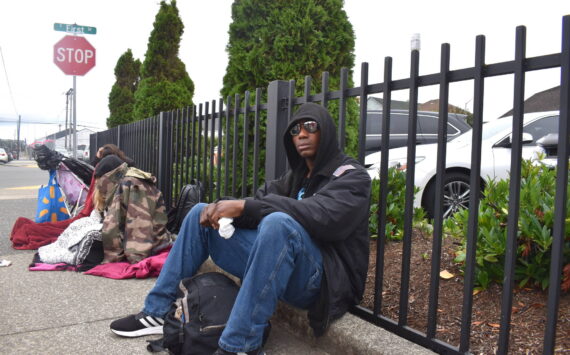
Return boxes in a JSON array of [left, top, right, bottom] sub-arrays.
[[227, 172, 292, 229], [242, 167, 371, 242]]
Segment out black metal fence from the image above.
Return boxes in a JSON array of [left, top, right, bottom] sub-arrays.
[[90, 16, 569, 354]]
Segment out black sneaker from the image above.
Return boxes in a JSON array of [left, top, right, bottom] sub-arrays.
[[212, 348, 265, 355], [110, 312, 164, 337]]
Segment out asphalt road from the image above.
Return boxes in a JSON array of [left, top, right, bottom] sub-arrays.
[[0, 160, 48, 256]]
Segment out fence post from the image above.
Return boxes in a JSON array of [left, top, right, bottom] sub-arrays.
[[157, 112, 169, 206], [116, 125, 121, 149], [265, 80, 290, 180]]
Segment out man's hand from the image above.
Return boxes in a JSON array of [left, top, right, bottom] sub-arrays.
[[199, 200, 245, 229], [199, 203, 217, 228]]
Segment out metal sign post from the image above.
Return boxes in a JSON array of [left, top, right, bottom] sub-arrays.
[[53, 23, 96, 159], [73, 76, 77, 158]]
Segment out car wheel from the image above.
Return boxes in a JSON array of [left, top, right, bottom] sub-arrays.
[[423, 172, 471, 219]]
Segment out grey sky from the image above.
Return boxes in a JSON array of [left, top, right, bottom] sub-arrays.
[[0, 0, 569, 142]]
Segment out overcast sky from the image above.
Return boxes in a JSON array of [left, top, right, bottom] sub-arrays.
[[0, 0, 569, 143]]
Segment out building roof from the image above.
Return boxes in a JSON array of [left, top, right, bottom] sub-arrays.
[[500, 86, 560, 117]]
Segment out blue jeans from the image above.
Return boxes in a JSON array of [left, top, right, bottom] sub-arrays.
[[143, 203, 323, 352]]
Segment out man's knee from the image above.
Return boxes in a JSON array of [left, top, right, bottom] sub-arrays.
[[258, 212, 301, 243], [259, 212, 295, 228], [185, 202, 207, 221]]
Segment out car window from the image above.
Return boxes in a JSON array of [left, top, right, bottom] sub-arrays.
[[523, 115, 559, 144], [448, 124, 460, 135], [366, 113, 382, 134], [366, 112, 463, 136], [365, 112, 410, 134], [391, 113, 409, 134], [416, 115, 460, 135], [417, 115, 437, 135]]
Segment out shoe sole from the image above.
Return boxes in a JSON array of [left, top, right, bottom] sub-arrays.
[[110, 326, 163, 338]]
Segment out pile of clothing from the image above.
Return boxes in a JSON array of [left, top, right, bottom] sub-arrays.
[[11, 152, 173, 279]]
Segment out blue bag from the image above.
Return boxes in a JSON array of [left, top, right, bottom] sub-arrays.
[[35, 170, 70, 223]]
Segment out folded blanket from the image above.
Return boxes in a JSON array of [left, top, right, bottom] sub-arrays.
[[38, 209, 103, 265], [84, 246, 170, 279]]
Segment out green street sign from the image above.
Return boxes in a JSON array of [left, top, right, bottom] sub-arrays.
[[54, 23, 97, 35]]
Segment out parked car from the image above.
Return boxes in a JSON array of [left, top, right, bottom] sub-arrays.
[[0, 148, 9, 163], [55, 148, 71, 157], [77, 145, 90, 162], [365, 111, 562, 218], [365, 109, 472, 155]]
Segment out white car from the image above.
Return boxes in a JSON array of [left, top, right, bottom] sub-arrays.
[[365, 111, 561, 218], [55, 148, 71, 157], [0, 148, 8, 163]]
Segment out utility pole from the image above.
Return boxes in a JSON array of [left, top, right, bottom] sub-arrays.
[[16, 115, 21, 159]]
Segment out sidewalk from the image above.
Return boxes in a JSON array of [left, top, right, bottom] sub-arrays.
[[1, 251, 435, 355], [0, 161, 435, 354], [0, 252, 329, 355]]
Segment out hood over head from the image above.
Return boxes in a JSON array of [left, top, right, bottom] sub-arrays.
[[95, 162, 128, 206], [95, 155, 124, 178], [284, 103, 340, 175]]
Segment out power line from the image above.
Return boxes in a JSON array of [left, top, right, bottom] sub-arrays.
[[0, 46, 19, 117], [0, 117, 104, 128]]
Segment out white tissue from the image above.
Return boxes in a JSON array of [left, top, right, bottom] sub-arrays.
[[218, 217, 235, 239]]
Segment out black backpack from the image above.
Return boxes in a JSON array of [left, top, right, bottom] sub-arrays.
[[147, 272, 240, 355], [167, 181, 204, 234]]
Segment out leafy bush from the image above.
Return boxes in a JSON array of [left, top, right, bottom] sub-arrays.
[[447, 159, 570, 291], [369, 167, 430, 240]]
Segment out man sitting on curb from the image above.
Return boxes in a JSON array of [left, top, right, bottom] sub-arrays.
[[110, 102, 371, 355]]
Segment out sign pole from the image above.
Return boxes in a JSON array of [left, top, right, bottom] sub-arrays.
[[72, 75, 77, 159], [53, 23, 96, 160]]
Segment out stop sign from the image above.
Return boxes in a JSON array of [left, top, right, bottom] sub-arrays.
[[53, 35, 96, 76]]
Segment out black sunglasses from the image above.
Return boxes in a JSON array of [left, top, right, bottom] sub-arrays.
[[290, 120, 319, 136]]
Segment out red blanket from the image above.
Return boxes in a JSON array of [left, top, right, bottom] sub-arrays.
[[10, 175, 96, 250], [84, 247, 170, 279]]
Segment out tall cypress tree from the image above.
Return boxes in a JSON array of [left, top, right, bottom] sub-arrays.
[[222, 0, 359, 157], [133, 0, 194, 120], [107, 49, 141, 128]]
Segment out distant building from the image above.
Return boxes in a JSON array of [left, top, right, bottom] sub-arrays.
[[418, 99, 471, 115], [31, 128, 94, 151], [367, 97, 409, 111], [500, 86, 560, 117]]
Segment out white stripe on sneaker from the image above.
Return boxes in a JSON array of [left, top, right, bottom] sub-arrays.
[[139, 318, 153, 328], [145, 316, 161, 327]]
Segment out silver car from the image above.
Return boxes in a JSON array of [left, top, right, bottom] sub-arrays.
[[0, 148, 9, 163]]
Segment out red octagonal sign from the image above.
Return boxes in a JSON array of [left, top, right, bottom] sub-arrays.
[[54, 35, 96, 76]]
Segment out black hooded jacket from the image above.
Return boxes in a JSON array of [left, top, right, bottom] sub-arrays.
[[238, 103, 371, 336]]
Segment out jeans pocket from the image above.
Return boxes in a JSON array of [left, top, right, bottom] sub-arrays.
[[306, 268, 322, 292]]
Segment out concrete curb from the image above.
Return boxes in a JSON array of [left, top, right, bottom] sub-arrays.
[[200, 259, 435, 355]]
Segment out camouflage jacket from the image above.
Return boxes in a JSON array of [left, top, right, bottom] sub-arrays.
[[96, 163, 171, 263]]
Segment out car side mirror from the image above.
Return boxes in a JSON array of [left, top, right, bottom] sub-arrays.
[[536, 133, 559, 157], [521, 132, 534, 144]]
